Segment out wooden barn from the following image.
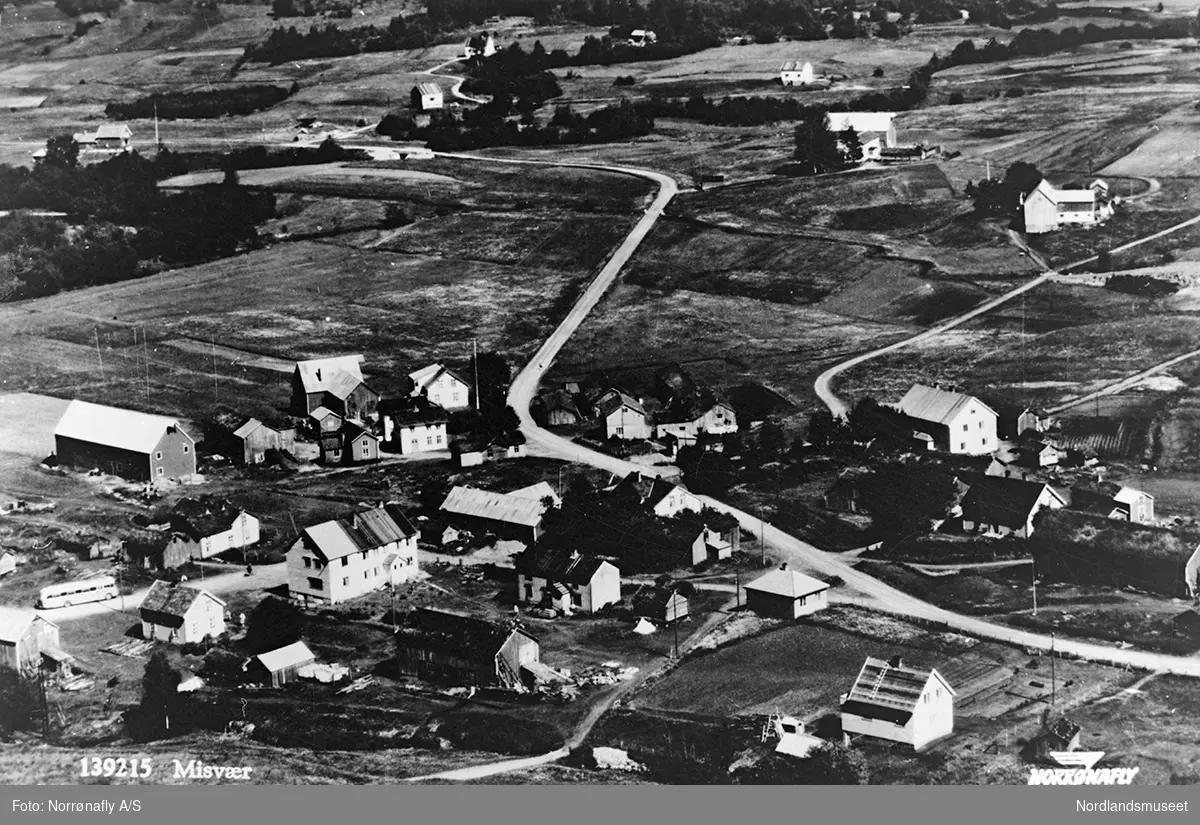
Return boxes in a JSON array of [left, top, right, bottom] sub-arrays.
[[395, 608, 539, 691], [0, 606, 64, 675], [54, 400, 195, 482], [291, 355, 379, 421]]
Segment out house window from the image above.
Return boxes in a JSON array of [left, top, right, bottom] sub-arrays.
[[342, 577, 349, 586], [303, 558, 312, 569], [157, 467, 164, 476], [959, 443, 966, 451], [616, 426, 624, 436], [426, 436, 433, 445], [962, 425, 968, 433], [342, 557, 349, 567], [308, 577, 323, 591], [183, 445, 190, 454], [436, 434, 443, 445], [156, 451, 163, 459], [452, 392, 459, 402], [362, 439, 369, 449], [364, 571, 369, 580]]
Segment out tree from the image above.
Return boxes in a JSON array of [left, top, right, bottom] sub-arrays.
[[792, 112, 844, 175], [42, 135, 79, 170], [865, 463, 958, 545], [757, 419, 788, 459], [245, 595, 303, 654], [141, 650, 181, 735], [735, 742, 870, 784], [839, 126, 863, 166], [0, 669, 40, 736]]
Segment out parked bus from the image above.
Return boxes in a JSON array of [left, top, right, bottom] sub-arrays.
[[36, 575, 119, 609]]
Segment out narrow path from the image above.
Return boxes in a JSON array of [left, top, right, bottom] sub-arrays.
[[1046, 344, 1200, 414], [421, 57, 486, 105], [815, 208, 1200, 417]]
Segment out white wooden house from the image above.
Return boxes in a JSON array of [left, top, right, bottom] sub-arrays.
[[171, 499, 260, 560], [408, 363, 471, 411], [825, 111, 898, 161], [781, 61, 814, 86], [381, 397, 449, 455], [514, 548, 621, 614], [412, 83, 444, 111], [1022, 179, 1114, 234], [593, 390, 650, 440], [896, 384, 997, 456], [840, 656, 956, 751], [288, 503, 419, 606], [614, 473, 704, 518], [138, 581, 227, 645], [0, 606, 64, 675]]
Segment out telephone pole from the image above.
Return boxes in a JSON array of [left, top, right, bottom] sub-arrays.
[[93, 327, 104, 380], [1050, 632, 1057, 712], [1031, 556, 1037, 616], [759, 506, 765, 565], [472, 338, 479, 412]]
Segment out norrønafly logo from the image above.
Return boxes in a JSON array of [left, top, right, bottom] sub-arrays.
[[1027, 752, 1139, 785]]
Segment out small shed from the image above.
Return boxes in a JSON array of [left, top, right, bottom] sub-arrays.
[[251, 641, 315, 688], [633, 587, 689, 624], [412, 83, 444, 111], [745, 565, 829, 619], [0, 551, 15, 578]]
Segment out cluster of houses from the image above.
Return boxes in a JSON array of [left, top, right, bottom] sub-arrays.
[[1022, 178, 1117, 234], [831, 382, 1157, 540], [536, 363, 739, 451], [31, 125, 133, 162]]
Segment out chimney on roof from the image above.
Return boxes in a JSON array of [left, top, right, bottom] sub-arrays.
[[888, 655, 903, 668]]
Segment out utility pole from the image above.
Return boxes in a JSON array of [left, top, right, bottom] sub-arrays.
[[143, 326, 150, 405], [38, 665, 50, 742], [735, 559, 741, 608], [672, 617, 679, 660], [472, 338, 480, 412], [93, 327, 104, 380], [985, 158, 991, 182], [211, 335, 218, 403], [1050, 632, 1057, 713], [1031, 556, 1037, 616], [759, 506, 765, 565]]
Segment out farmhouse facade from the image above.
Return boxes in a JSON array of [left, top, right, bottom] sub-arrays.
[[613, 473, 704, 518], [54, 400, 196, 482], [408, 364, 471, 411], [514, 548, 621, 614], [1022, 179, 1114, 234], [380, 397, 449, 454], [840, 656, 956, 751], [961, 476, 1066, 539], [288, 503, 419, 606], [138, 581, 226, 645], [170, 499, 260, 560], [896, 384, 997, 456], [412, 83, 444, 111], [1071, 481, 1154, 525], [780, 60, 814, 86], [593, 390, 649, 440]]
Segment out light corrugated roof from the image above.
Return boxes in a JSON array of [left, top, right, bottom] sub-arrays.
[[825, 112, 895, 133], [256, 641, 314, 673], [0, 605, 55, 644], [746, 568, 829, 598], [54, 399, 189, 455], [416, 83, 442, 97], [95, 125, 131, 140], [1113, 486, 1149, 505], [897, 384, 995, 426], [844, 657, 955, 718], [302, 504, 418, 562], [295, 355, 364, 394], [440, 485, 549, 528], [780, 61, 811, 72], [233, 418, 263, 439], [509, 481, 561, 507]]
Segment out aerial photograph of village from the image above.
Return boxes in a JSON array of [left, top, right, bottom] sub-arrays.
[[1, 0, 1200, 789]]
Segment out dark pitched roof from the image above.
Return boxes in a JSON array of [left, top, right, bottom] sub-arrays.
[[540, 390, 583, 418], [139, 580, 223, 625], [613, 473, 688, 509], [301, 504, 418, 562], [379, 395, 449, 426], [961, 476, 1061, 530], [594, 390, 644, 418], [395, 608, 536, 654], [170, 498, 248, 540], [632, 586, 687, 614], [1035, 717, 1082, 747], [342, 422, 379, 442], [513, 547, 611, 584]]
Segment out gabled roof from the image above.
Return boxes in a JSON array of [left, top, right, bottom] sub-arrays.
[[409, 363, 469, 392], [95, 124, 131, 140], [395, 608, 537, 654], [342, 421, 379, 443], [310, 406, 342, 422], [324, 368, 367, 401], [139, 580, 224, 624], [440, 485, 550, 528], [1030, 179, 1095, 205], [825, 111, 896, 133], [256, 641, 314, 673], [897, 384, 996, 426], [380, 395, 449, 426], [509, 481, 560, 507], [300, 504, 418, 562], [54, 399, 190, 455], [295, 355, 365, 394], [1112, 486, 1150, 505], [746, 568, 829, 599], [232, 418, 265, 439], [962, 476, 1063, 529], [415, 83, 442, 97], [513, 547, 612, 584], [842, 656, 955, 725], [0, 605, 56, 644], [614, 473, 691, 510], [780, 61, 811, 72], [595, 391, 644, 418]]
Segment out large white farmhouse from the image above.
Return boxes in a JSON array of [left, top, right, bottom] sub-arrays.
[[840, 656, 956, 751], [896, 384, 997, 456]]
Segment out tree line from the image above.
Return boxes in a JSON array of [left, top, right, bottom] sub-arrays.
[[105, 84, 299, 121], [0, 142, 283, 302]]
